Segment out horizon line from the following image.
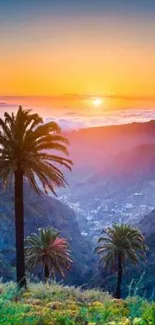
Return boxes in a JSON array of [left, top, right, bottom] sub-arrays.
[[1, 94, 155, 102]]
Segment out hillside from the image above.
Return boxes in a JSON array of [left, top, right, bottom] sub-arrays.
[[0, 281, 153, 324], [1, 120, 155, 291], [0, 182, 92, 285], [138, 209, 155, 236], [92, 209, 155, 298], [65, 120, 155, 170], [59, 120, 155, 240]]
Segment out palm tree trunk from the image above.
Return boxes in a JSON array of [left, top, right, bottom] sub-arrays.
[[14, 169, 26, 288], [115, 255, 123, 299], [44, 264, 49, 282]]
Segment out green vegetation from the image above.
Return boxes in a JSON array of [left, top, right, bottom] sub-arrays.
[[0, 107, 151, 321], [95, 224, 146, 299], [0, 107, 72, 287], [25, 227, 72, 282], [0, 281, 155, 325]]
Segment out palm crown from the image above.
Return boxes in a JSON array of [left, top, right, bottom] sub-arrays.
[[0, 106, 72, 193], [96, 224, 146, 270], [25, 227, 72, 279], [0, 106, 72, 287]]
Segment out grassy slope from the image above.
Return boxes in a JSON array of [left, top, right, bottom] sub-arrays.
[[0, 282, 154, 324]]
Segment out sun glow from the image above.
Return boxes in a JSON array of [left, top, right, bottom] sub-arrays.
[[93, 98, 103, 107]]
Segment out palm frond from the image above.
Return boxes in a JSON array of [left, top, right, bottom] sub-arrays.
[[0, 106, 72, 195], [95, 223, 147, 271], [25, 227, 72, 279]]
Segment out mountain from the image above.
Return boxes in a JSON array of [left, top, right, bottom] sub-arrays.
[[124, 210, 155, 298], [65, 120, 155, 171], [0, 182, 92, 285], [138, 209, 155, 236], [59, 121, 155, 241], [2, 120, 155, 291]]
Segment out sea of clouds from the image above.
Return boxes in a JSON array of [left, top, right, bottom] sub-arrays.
[[1, 104, 155, 130], [46, 108, 155, 130]]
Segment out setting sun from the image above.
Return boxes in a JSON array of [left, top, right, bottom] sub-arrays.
[[93, 98, 103, 107], [0, 0, 155, 317]]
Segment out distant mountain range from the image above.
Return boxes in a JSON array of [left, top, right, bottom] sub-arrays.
[[65, 119, 155, 169], [60, 120, 155, 240]]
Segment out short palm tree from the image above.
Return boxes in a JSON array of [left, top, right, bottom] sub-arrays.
[[25, 227, 72, 281], [95, 224, 146, 299], [0, 107, 72, 287]]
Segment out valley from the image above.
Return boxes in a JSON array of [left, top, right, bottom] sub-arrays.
[[59, 121, 155, 242]]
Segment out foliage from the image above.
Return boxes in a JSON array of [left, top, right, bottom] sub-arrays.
[[95, 224, 147, 298], [0, 106, 72, 287], [0, 106, 72, 193], [96, 224, 146, 270], [0, 282, 155, 324], [25, 227, 72, 280]]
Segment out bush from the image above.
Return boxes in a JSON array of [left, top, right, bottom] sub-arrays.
[[0, 282, 154, 324]]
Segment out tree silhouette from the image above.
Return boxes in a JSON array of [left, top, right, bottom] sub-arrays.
[[25, 227, 72, 282], [95, 224, 146, 298], [0, 107, 72, 287]]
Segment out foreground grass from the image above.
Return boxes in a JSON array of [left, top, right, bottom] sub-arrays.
[[0, 282, 154, 324]]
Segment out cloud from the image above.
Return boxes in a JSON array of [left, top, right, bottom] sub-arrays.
[[45, 108, 155, 130]]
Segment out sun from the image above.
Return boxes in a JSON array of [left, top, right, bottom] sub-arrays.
[[93, 98, 103, 107]]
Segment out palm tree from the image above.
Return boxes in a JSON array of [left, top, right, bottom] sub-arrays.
[[25, 227, 72, 281], [0, 107, 72, 287], [95, 224, 146, 299]]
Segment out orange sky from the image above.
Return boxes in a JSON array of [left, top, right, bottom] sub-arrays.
[[1, 2, 155, 109]]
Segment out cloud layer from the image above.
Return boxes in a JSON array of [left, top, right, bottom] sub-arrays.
[[45, 108, 155, 130]]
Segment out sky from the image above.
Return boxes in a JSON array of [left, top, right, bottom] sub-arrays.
[[0, 0, 155, 109]]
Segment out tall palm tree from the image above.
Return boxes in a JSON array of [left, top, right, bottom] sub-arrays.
[[25, 227, 72, 281], [0, 106, 72, 287], [95, 224, 146, 299]]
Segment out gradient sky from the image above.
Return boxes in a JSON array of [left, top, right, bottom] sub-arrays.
[[1, 0, 155, 108]]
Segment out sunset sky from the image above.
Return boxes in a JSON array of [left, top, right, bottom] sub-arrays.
[[1, 0, 155, 109]]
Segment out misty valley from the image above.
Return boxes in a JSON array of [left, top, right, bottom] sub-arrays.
[[1, 120, 155, 298]]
